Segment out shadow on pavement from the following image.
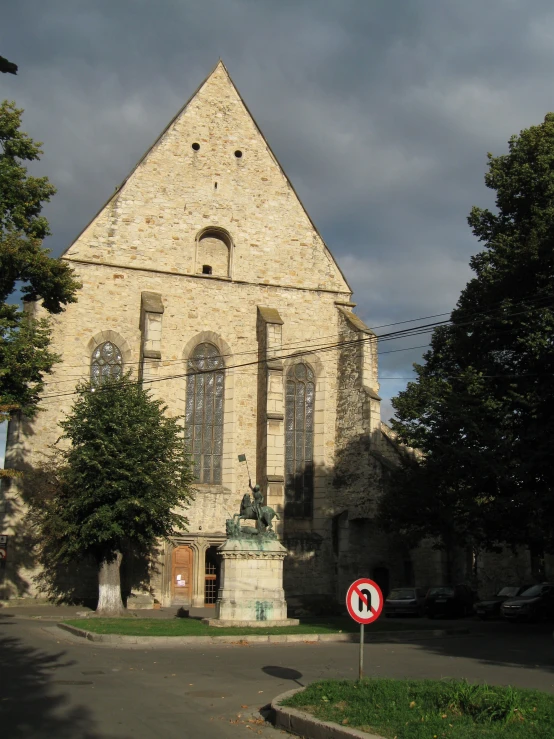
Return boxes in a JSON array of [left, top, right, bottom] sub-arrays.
[[405, 621, 554, 674], [0, 625, 120, 738], [262, 665, 304, 686]]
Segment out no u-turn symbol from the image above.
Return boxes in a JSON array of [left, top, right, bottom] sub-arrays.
[[346, 578, 383, 625], [358, 587, 371, 612]]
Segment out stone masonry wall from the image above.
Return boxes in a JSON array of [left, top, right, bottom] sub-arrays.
[[4, 263, 351, 601], [333, 307, 382, 519]]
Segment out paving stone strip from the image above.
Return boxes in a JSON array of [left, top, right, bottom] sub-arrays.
[[57, 622, 470, 645], [272, 688, 386, 739]]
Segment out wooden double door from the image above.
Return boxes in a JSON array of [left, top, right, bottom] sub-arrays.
[[171, 546, 193, 603]]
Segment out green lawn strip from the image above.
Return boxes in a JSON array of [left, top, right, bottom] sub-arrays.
[[282, 678, 554, 738], [61, 616, 443, 637]]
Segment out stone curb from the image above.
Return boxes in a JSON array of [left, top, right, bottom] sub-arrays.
[[57, 622, 471, 645], [272, 688, 386, 739]]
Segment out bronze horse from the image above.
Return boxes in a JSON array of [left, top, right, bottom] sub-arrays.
[[234, 493, 280, 532]]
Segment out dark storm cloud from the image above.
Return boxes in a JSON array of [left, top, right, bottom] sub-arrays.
[[2, 0, 554, 441]]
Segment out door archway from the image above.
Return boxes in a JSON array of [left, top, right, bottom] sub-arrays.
[[204, 546, 221, 607]]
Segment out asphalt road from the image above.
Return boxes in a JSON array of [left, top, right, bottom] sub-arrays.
[[1, 611, 554, 738]]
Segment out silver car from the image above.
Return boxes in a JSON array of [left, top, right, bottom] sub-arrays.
[[384, 587, 426, 617]]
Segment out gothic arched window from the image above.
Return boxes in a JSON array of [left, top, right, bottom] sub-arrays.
[[285, 362, 315, 517], [91, 341, 123, 384], [185, 343, 225, 483]]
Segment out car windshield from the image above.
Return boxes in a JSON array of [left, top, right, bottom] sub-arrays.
[[387, 589, 416, 600], [428, 587, 454, 596], [497, 587, 521, 597], [521, 585, 546, 598]]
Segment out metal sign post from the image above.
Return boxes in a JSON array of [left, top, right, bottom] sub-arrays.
[[359, 623, 364, 679], [346, 578, 384, 682]]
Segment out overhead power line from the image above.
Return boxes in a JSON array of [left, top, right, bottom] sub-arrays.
[[40, 296, 547, 386], [37, 296, 554, 403], [48, 290, 554, 373]]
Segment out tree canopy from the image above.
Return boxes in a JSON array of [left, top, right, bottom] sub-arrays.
[[379, 113, 554, 561], [0, 56, 17, 75], [27, 376, 195, 613], [0, 100, 80, 432]]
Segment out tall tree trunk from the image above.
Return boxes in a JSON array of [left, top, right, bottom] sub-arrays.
[[96, 551, 125, 615]]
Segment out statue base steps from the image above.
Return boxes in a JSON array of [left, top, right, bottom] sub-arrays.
[[208, 537, 297, 627]]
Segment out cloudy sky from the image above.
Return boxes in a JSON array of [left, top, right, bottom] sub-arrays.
[[2, 0, 554, 464]]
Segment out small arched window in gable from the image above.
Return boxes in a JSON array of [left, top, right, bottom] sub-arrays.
[[91, 341, 123, 384], [285, 362, 315, 517], [185, 343, 225, 483], [196, 228, 231, 278]]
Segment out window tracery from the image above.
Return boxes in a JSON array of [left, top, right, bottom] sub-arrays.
[[285, 362, 315, 517], [185, 343, 225, 483], [91, 341, 123, 384]]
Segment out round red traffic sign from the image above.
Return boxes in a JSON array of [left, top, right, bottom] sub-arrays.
[[346, 578, 383, 624]]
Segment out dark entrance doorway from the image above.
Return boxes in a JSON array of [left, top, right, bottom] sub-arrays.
[[372, 566, 390, 598], [204, 546, 220, 606]]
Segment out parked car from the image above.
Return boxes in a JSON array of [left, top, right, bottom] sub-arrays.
[[474, 585, 531, 620], [501, 583, 554, 622], [384, 587, 426, 617], [425, 584, 475, 618]]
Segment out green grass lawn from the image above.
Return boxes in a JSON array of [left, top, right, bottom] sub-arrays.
[[282, 678, 554, 738], [62, 615, 448, 637]]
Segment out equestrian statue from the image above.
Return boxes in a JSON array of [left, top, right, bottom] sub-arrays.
[[233, 480, 280, 534]]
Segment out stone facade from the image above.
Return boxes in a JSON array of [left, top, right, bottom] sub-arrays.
[[3, 61, 457, 609]]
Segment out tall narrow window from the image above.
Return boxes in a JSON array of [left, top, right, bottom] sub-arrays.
[[185, 343, 225, 483], [91, 341, 123, 384], [285, 362, 315, 517]]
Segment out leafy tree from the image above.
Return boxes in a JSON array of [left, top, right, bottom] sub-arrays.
[[379, 113, 554, 565], [0, 56, 17, 75], [0, 100, 80, 474], [27, 376, 195, 614]]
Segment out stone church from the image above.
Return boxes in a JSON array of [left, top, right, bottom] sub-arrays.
[[3, 61, 447, 611]]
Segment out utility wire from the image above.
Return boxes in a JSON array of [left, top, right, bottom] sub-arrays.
[[38, 298, 554, 402], [47, 290, 554, 372], [38, 298, 554, 397], [39, 295, 554, 391]]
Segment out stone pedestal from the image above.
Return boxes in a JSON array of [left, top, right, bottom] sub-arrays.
[[203, 537, 299, 627]]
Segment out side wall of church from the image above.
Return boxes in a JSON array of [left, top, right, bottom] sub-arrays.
[[325, 308, 408, 602]]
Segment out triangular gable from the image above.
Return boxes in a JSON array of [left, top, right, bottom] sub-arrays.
[[62, 61, 351, 294]]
